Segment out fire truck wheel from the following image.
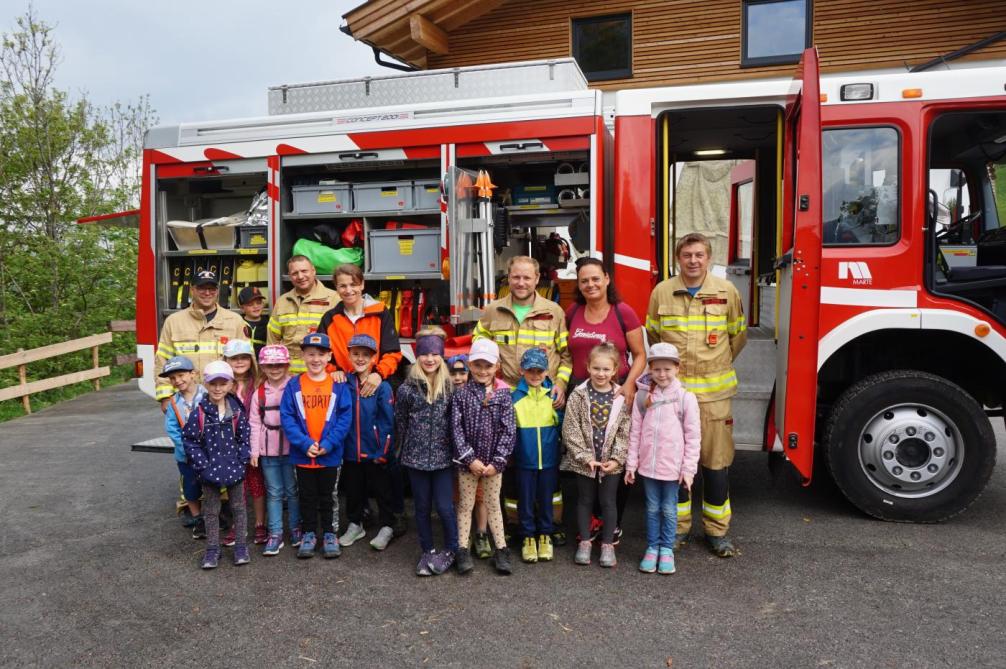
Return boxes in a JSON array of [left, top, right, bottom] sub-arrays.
[[824, 370, 996, 522]]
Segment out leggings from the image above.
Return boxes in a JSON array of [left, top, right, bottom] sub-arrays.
[[457, 471, 504, 550], [576, 473, 618, 544], [407, 467, 458, 553], [203, 482, 247, 549]]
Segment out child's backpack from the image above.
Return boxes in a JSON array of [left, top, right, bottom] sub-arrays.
[[195, 404, 241, 436], [635, 386, 686, 423], [256, 384, 284, 450]]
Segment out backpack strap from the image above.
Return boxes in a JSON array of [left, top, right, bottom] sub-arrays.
[[169, 397, 186, 428], [612, 302, 628, 338], [258, 383, 267, 420]]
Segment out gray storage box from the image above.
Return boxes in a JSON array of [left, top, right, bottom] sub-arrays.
[[292, 183, 350, 214], [353, 181, 413, 212], [413, 180, 441, 210], [367, 228, 440, 276]]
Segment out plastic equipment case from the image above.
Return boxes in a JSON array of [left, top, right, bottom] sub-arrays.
[[367, 228, 440, 276], [353, 181, 413, 212], [239, 225, 267, 248], [292, 183, 350, 214], [413, 180, 441, 210], [167, 220, 238, 250]]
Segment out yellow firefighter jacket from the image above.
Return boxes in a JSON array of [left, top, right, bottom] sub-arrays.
[[154, 304, 250, 400], [266, 281, 339, 374], [473, 293, 572, 388], [645, 273, 747, 402]]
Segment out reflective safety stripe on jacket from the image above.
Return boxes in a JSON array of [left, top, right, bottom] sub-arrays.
[[473, 293, 572, 387], [645, 273, 747, 402], [153, 306, 250, 400], [266, 283, 339, 373]]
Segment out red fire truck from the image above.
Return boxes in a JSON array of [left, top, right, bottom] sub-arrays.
[[125, 49, 1006, 522]]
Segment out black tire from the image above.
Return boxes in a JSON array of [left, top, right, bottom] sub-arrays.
[[823, 370, 996, 522]]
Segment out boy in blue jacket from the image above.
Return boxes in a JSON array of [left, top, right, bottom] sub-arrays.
[[161, 356, 207, 538], [280, 332, 352, 559], [511, 348, 563, 564], [338, 334, 396, 552]]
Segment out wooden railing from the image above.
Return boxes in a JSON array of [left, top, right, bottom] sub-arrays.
[[0, 332, 114, 414]]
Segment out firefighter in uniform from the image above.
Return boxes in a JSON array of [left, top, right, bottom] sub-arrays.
[[266, 255, 339, 374], [646, 232, 747, 557], [153, 269, 250, 408]]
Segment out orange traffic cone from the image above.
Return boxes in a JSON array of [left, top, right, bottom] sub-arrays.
[[475, 169, 497, 200]]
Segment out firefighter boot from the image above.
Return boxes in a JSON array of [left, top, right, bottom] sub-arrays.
[[701, 467, 737, 558]]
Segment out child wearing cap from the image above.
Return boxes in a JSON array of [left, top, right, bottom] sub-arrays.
[[511, 348, 563, 564], [280, 332, 352, 560], [223, 339, 267, 545], [338, 333, 396, 552], [624, 343, 700, 575], [238, 287, 268, 357], [182, 360, 252, 569], [451, 338, 517, 575], [249, 344, 301, 556], [161, 356, 207, 539], [448, 355, 490, 561]]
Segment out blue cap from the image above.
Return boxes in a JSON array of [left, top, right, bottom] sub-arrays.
[[347, 333, 377, 352], [520, 347, 549, 371], [447, 354, 468, 371], [301, 332, 331, 351], [159, 356, 195, 377]]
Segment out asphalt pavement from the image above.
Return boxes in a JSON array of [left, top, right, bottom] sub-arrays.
[[1, 382, 1005, 668]]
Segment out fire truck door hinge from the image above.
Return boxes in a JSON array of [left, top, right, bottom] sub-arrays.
[[787, 433, 798, 449], [799, 194, 810, 211]]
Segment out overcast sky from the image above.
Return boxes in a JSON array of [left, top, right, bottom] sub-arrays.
[[4, 0, 388, 126]]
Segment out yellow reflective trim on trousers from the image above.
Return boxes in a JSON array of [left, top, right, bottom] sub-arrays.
[[677, 501, 692, 516], [702, 499, 732, 519], [681, 370, 738, 394]]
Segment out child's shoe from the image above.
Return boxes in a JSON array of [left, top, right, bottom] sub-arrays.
[[222, 528, 236, 547], [322, 532, 341, 559], [297, 531, 317, 559], [392, 513, 409, 538], [253, 524, 268, 545], [599, 543, 617, 568], [290, 527, 303, 547], [339, 522, 365, 547], [369, 526, 394, 551], [639, 546, 658, 573], [416, 551, 435, 577], [455, 548, 474, 574], [658, 547, 676, 575], [233, 545, 251, 566], [191, 516, 206, 540], [263, 533, 284, 556], [537, 534, 553, 562], [574, 540, 592, 565], [201, 547, 220, 570], [429, 550, 455, 575], [473, 532, 492, 559], [612, 526, 623, 546], [491, 547, 513, 575], [551, 528, 567, 547], [521, 537, 538, 563]]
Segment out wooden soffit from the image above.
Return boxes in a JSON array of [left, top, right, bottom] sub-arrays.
[[344, 0, 506, 68]]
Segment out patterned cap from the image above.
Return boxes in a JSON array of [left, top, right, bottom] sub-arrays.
[[348, 334, 378, 352], [159, 356, 194, 377], [193, 269, 218, 287], [301, 332, 331, 351], [203, 360, 234, 382], [222, 339, 254, 358], [258, 344, 290, 365], [520, 347, 548, 371]]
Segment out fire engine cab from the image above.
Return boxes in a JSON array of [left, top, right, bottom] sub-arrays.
[[132, 49, 1006, 522]]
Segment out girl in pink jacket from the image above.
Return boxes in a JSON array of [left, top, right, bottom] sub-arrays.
[[624, 343, 700, 575]]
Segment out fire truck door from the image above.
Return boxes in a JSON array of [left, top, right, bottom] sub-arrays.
[[447, 166, 495, 324], [774, 48, 823, 483], [728, 162, 756, 325]]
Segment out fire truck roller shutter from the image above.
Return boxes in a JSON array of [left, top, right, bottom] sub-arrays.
[[823, 369, 995, 522]]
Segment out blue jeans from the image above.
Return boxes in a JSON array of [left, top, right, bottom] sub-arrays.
[[260, 455, 301, 535], [407, 467, 458, 553], [641, 476, 680, 550], [516, 467, 558, 538]]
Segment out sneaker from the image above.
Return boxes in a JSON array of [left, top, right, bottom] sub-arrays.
[[674, 532, 690, 550], [191, 516, 206, 540], [521, 537, 538, 563], [658, 547, 676, 575], [253, 524, 268, 545], [416, 551, 435, 577], [706, 535, 738, 558], [639, 546, 658, 573], [233, 544, 251, 566], [473, 532, 493, 560], [491, 547, 513, 575], [263, 533, 284, 556], [222, 528, 236, 547], [599, 543, 617, 568], [322, 532, 341, 559], [612, 526, 623, 546], [392, 513, 409, 538], [290, 527, 303, 547], [574, 540, 592, 565], [455, 548, 474, 575], [297, 531, 317, 559], [369, 526, 395, 551], [429, 550, 455, 575], [201, 547, 220, 570], [588, 516, 603, 542], [339, 522, 366, 547], [537, 534, 553, 562], [551, 528, 567, 547]]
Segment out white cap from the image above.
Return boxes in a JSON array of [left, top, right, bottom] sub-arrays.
[[203, 360, 235, 382], [222, 339, 254, 358], [648, 342, 681, 364], [468, 338, 500, 365]]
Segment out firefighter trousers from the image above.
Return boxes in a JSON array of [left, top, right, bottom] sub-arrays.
[[676, 397, 734, 536]]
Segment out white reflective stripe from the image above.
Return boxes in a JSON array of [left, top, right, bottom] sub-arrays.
[[702, 500, 732, 519], [820, 287, 917, 308], [676, 501, 692, 516], [613, 253, 651, 272]]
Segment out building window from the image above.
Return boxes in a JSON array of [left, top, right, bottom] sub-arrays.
[[572, 13, 632, 81], [822, 127, 900, 246], [741, 0, 811, 67]]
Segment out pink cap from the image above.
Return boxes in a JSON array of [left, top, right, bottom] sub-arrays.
[[258, 344, 291, 365], [468, 338, 500, 365]]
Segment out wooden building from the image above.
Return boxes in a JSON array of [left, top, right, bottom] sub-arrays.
[[343, 0, 1006, 88]]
